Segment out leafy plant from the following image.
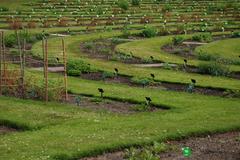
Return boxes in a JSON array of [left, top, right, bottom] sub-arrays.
[[172, 36, 184, 45], [4, 34, 17, 47], [197, 50, 219, 61], [122, 25, 131, 38], [198, 62, 230, 76], [131, 77, 152, 87], [132, 0, 140, 6], [101, 71, 115, 80], [192, 33, 213, 42], [118, 0, 129, 11], [67, 60, 92, 76], [141, 26, 158, 38]]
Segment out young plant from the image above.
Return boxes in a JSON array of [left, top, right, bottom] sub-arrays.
[[98, 88, 104, 98], [141, 26, 158, 38], [75, 96, 81, 106], [172, 36, 184, 45]]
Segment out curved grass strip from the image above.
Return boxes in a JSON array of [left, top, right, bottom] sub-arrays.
[[116, 34, 240, 72], [0, 94, 240, 159], [32, 31, 240, 90], [195, 38, 240, 64]]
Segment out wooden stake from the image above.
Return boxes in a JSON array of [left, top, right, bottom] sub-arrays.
[[16, 30, 25, 98], [44, 39, 48, 103], [62, 38, 68, 101], [2, 31, 6, 87], [0, 31, 2, 95]]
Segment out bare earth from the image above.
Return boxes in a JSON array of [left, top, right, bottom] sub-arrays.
[[81, 131, 240, 160]]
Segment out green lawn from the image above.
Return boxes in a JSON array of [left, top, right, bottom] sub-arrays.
[[31, 31, 240, 91], [116, 34, 240, 72], [0, 94, 240, 160], [195, 38, 240, 62]]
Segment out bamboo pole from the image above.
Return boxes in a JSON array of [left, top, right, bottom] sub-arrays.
[[0, 31, 2, 95], [62, 38, 68, 101], [2, 31, 6, 87], [16, 30, 25, 98], [44, 39, 48, 103]]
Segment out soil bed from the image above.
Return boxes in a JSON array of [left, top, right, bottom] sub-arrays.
[[67, 95, 161, 114], [78, 72, 236, 98], [80, 38, 161, 64], [81, 131, 240, 160], [0, 126, 17, 135]]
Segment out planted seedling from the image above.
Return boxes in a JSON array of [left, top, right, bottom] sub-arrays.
[[75, 96, 81, 106], [191, 79, 196, 84], [145, 97, 152, 106], [150, 73, 155, 80], [114, 68, 119, 77], [183, 59, 187, 68], [186, 79, 196, 93], [150, 56, 154, 61], [56, 57, 60, 63], [98, 88, 104, 98]]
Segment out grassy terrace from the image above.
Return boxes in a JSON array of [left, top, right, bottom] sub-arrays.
[[1, 95, 240, 159], [32, 32, 240, 90], [195, 38, 240, 61], [1, 0, 240, 159], [116, 34, 240, 71]]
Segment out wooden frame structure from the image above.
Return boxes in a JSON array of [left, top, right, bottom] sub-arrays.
[[42, 37, 68, 103], [0, 30, 68, 103]]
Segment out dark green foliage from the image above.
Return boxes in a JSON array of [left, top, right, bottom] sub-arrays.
[[4, 34, 17, 47], [197, 50, 219, 61], [67, 60, 92, 76], [122, 25, 131, 38], [101, 71, 115, 80], [0, 7, 9, 12], [172, 36, 184, 45], [192, 33, 213, 42], [232, 31, 240, 38], [141, 26, 158, 38], [198, 62, 230, 76], [132, 0, 140, 6], [118, 0, 129, 10], [131, 77, 153, 87]]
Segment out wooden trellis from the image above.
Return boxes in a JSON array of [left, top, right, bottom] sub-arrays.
[[42, 37, 68, 103], [0, 31, 25, 98], [0, 31, 68, 103]]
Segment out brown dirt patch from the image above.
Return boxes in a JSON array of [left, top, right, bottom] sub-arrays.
[[160, 131, 240, 160], [78, 72, 233, 97], [67, 95, 161, 114], [80, 39, 150, 64], [80, 131, 240, 160], [0, 126, 17, 135]]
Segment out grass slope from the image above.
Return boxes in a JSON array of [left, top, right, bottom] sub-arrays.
[[31, 31, 240, 90], [0, 95, 240, 160]]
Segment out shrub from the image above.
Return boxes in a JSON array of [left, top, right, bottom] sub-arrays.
[[197, 50, 219, 61], [192, 33, 213, 42], [141, 26, 158, 38], [101, 71, 115, 80], [122, 25, 131, 38], [67, 60, 92, 76], [132, 0, 140, 6], [131, 77, 152, 87], [232, 31, 240, 38], [0, 7, 9, 12], [118, 0, 129, 11], [172, 36, 184, 45], [4, 34, 17, 47], [198, 62, 230, 76]]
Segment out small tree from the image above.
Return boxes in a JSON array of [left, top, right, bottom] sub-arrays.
[[118, 0, 129, 12], [132, 0, 140, 6]]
